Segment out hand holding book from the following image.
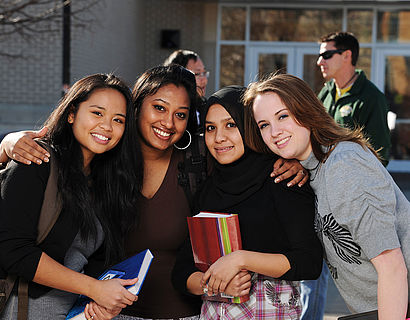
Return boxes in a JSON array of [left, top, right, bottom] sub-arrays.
[[187, 212, 250, 303], [84, 301, 123, 320], [201, 250, 247, 296], [203, 270, 251, 298], [66, 249, 153, 320], [88, 277, 139, 310]]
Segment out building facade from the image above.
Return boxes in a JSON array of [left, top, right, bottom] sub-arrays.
[[216, 0, 410, 164], [1, 0, 409, 166]]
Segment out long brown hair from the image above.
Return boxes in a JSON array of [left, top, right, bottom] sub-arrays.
[[243, 73, 379, 163]]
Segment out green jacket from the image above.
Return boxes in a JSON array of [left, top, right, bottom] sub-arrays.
[[318, 69, 391, 166]]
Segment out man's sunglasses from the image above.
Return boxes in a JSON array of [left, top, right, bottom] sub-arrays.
[[318, 49, 347, 60]]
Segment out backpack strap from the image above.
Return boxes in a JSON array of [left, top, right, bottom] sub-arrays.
[[1, 143, 62, 320], [178, 133, 207, 208], [16, 281, 28, 320], [0, 275, 16, 313]]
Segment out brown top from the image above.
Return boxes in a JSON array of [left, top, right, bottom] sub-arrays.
[[121, 149, 201, 318]]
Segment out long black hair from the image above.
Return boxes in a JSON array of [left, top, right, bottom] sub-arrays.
[[43, 73, 142, 263]]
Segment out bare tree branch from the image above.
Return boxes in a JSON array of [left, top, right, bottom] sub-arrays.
[[0, 0, 100, 58]]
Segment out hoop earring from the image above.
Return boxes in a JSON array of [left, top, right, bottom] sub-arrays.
[[174, 130, 192, 150]]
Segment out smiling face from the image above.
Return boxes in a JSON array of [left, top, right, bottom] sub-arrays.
[[205, 104, 245, 165], [137, 83, 190, 154], [68, 88, 126, 168], [252, 92, 312, 161]]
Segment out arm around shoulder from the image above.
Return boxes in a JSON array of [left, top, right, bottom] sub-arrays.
[[0, 128, 49, 165]]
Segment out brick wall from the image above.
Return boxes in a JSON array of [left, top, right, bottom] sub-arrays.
[[0, 26, 62, 106], [144, 0, 204, 68]]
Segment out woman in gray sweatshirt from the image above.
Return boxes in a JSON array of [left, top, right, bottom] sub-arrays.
[[243, 73, 409, 320]]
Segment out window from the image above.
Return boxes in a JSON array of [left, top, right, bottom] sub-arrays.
[[221, 7, 246, 40], [347, 10, 373, 43], [378, 10, 410, 43], [250, 8, 342, 42], [219, 45, 245, 87]]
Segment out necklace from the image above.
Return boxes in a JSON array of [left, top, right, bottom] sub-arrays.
[[337, 72, 357, 89]]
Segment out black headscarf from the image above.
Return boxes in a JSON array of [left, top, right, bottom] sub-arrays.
[[198, 86, 277, 212]]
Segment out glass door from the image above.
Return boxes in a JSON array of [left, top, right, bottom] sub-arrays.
[[246, 45, 323, 93], [375, 49, 410, 161], [296, 46, 323, 94], [246, 46, 295, 84]]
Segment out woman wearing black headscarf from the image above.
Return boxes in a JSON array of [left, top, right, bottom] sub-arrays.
[[172, 86, 323, 319]]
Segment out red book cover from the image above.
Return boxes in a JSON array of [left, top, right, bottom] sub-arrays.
[[187, 212, 249, 304]]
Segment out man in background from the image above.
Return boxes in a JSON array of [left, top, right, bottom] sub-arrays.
[[164, 50, 210, 132], [317, 31, 391, 165], [301, 31, 392, 320], [164, 49, 209, 98]]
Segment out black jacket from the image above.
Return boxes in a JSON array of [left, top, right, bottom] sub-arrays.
[[0, 161, 78, 298]]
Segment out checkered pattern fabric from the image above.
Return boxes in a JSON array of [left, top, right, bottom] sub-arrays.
[[200, 274, 301, 319], [114, 315, 199, 320]]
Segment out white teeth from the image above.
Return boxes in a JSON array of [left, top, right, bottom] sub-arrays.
[[216, 146, 233, 152], [153, 127, 171, 137], [92, 133, 109, 141], [276, 137, 290, 146]]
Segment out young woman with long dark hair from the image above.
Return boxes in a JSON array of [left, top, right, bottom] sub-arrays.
[[0, 74, 141, 320]]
